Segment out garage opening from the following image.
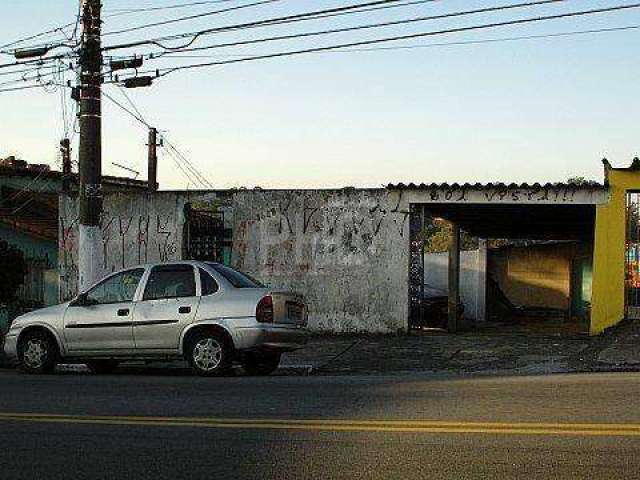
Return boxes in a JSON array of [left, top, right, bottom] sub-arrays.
[[402, 182, 605, 335]]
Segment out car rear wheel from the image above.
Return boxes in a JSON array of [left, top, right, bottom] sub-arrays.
[[242, 352, 281, 376], [86, 360, 119, 375], [187, 333, 232, 377], [18, 331, 57, 374]]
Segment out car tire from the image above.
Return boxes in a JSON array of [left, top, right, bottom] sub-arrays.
[[86, 360, 119, 375], [17, 330, 58, 374], [187, 332, 232, 377], [242, 352, 281, 376]]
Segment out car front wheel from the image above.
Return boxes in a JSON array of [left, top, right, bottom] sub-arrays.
[[18, 331, 57, 374], [187, 333, 232, 377], [242, 352, 281, 376]]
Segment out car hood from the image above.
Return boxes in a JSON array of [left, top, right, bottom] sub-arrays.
[[12, 302, 69, 326]]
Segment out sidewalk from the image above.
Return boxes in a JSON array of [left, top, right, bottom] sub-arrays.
[[281, 330, 589, 376], [3, 320, 640, 376]]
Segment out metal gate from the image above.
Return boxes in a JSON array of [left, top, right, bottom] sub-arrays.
[[626, 192, 640, 319], [184, 206, 228, 263], [408, 204, 426, 329]]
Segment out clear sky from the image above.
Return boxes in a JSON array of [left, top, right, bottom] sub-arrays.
[[1, 0, 640, 189]]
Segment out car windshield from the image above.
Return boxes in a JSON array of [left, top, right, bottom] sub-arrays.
[[207, 263, 265, 288]]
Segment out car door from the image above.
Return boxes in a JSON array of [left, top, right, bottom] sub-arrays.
[[63, 268, 145, 352], [132, 264, 200, 351]]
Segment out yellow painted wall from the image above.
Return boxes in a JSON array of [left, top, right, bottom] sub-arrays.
[[591, 167, 640, 334], [491, 243, 590, 312]]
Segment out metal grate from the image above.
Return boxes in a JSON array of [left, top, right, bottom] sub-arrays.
[[408, 204, 425, 329], [625, 192, 640, 319], [186, 209, 227, 263]]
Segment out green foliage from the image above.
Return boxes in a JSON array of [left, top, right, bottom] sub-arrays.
[[0, 241, 26, 304], [423, 219, 478, 253], [566, 176, 589, 185]]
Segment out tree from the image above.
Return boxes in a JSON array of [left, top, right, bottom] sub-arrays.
[[423, 218, 478, 253], [567, 176, 590, 185], [0, 241, 26, 304]]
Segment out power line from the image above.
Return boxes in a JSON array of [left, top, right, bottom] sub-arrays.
[[0, 53, 73, 72], [103, 0, 285, 37], [102, 0, 418, 52], [103, 89, 150, 127], [160, 145, 203, 188], [146, 0, 570, 59], [105, 0, 241, 16], [338, 23, 640, 53], [115, 84, 148, 125], [133, 2, 640, 79], [0, 62, 58, 78], [102, 87, 213, 189], [0, 22, 76, 52], [0, 67, 61, 88], [163, 138, 215, 188]]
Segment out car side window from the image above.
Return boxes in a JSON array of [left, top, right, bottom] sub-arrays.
[[86, 268, 145, 305], [199, 268, 219, 296], [143, 265, 196, 301]]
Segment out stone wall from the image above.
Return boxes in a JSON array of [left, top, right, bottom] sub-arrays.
[[59, 189, 411, 333]]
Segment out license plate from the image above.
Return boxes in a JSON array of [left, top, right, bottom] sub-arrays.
[[287, 303, 304, 324]]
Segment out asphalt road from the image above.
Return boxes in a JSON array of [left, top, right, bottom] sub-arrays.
[[1, 369, 640, 479]]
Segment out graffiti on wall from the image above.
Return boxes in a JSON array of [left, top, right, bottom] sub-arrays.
[[235, 191, 409, 272], [421, 184, 597, 204], [59, 212, 179, 299]]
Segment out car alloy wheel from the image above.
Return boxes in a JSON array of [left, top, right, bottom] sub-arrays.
[[23, 338, 47, 369], [18, 331, 57, 374], [193, 338, 222, 371]]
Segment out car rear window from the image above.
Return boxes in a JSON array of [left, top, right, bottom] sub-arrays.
[[199, 268, 219, 296], [207, 264, 264, 288]]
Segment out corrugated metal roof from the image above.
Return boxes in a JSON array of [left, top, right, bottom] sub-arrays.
[[386, 181, 606, 190]]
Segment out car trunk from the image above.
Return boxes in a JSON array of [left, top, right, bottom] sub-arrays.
[[269, 291, 307, 327]]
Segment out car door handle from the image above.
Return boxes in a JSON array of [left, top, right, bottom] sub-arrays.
[[117, 308, 130, 317], [178, 306, 191, 314]]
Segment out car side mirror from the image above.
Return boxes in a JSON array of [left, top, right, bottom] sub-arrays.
[[72, 293, 90, 307]]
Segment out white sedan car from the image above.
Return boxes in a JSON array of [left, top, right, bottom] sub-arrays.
[[3, 261, 308, 376]]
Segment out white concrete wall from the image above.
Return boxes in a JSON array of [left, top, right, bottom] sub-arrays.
[[232, 189, 409, 333], [424, 247, 486, 322], [60, 189, 411, 334]]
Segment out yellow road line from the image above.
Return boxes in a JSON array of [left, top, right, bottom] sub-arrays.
[[1, 413, 640, 437]]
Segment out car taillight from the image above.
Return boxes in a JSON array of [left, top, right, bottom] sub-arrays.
[[256, 295, 274, 323]]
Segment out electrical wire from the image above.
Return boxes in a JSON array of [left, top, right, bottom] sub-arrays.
[[103, 0, 285, 37], [9, 173, 74, 216], [102, 0, 420, 52], [131, 2, 640, 79], [115, 84, 149, 125], [330, 23, 640, 53], [0, 53, 72, 72], [103, 89, 150, 127], [0, 23, 76, 52], [0, 67, 60, 88], [105, 0, 241, 15], [102, 87, 213, 188], [0, 62, 58, 78], [163, 138, 214, 188], [160, 145, 202, 188], [145, 0, 570, 59]]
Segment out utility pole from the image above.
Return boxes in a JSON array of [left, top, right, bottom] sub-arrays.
[[78, 0, 103, 292], [147, 127, 158, 193]]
